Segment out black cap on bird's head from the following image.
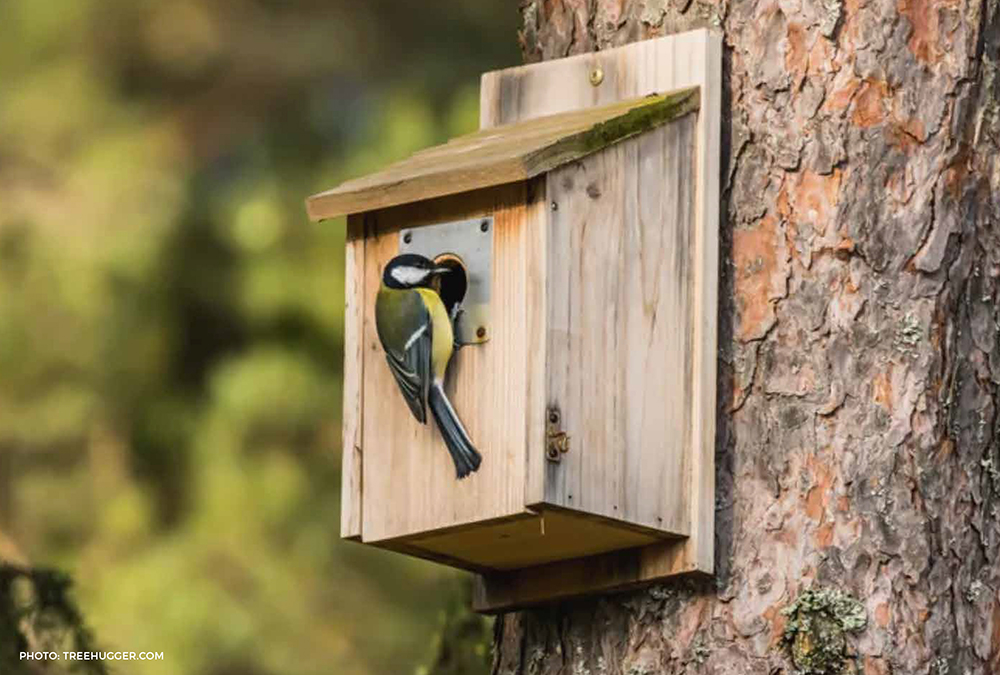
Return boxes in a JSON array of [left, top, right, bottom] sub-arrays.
[[382, 253, 449, 289]]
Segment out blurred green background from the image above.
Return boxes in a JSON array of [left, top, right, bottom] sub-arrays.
[[0, 2, 518, 673]]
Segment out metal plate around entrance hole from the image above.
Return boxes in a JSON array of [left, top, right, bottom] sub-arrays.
[[399, 216, 492, 345]]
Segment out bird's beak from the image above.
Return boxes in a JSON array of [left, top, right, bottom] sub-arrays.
[[432, 267, 451, 276]]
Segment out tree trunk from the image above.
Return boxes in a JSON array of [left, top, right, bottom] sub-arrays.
[[493, 1, 1000, 673]]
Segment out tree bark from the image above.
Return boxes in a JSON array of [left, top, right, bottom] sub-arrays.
[[494, 1, 1000, 673]]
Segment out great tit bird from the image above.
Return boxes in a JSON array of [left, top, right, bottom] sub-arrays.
[[375, 253, 482, 478]]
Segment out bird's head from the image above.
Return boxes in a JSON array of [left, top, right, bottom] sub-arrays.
[[382, 254, 450, 290]]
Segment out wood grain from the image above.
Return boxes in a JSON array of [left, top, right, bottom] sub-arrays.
[[405, 507, 666, 571], [340, 214, 365, 540], [360, 184, 535, 543], [481, 30, 712, 129], [522, 177, 549, 507], [688, 31, 722, 575], [306, 91, 698, 220], [543, 114, 697, 536], [475, 29, 722, 610], [471, 536, 694, 613]]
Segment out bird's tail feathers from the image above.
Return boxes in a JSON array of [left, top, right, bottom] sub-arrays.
[[428, 382, 482, 479]]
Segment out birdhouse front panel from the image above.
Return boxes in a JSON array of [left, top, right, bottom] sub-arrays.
[[355, 183, 545, 545]]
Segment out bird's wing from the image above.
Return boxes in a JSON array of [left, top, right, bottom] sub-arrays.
[[376, 289, 433, 424]]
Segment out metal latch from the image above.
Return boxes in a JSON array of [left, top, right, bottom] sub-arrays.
[[546, 407, 570, 462]]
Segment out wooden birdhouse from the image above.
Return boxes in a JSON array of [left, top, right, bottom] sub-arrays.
[[306, 30, 721, 612]]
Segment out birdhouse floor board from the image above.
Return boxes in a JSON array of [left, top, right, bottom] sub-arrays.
[[389, 508, 670, 572]]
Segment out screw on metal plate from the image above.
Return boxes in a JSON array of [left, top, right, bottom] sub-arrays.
[[399, 216, 493, 346], [589, 66, 604, 86], [546, 407, 569, 462]]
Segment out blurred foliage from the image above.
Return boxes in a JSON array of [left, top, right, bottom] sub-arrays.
[[420, 582, 492, 675], [0, 1, 518, 674]]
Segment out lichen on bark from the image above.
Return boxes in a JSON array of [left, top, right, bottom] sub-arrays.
[[782, 588, 867, 674]]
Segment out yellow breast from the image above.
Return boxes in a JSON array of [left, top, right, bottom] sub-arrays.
[[415, 287, 454, 379]]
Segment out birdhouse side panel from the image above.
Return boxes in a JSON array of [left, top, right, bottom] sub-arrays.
[[358, 182, 546, 544], [341, 214, 366, 540], [543, 114, 698, 537]]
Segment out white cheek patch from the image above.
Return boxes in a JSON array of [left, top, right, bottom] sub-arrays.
[[391, 266, 430, 286]]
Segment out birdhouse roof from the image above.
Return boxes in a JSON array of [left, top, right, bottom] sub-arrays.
[[305, 87, 699, 221]]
